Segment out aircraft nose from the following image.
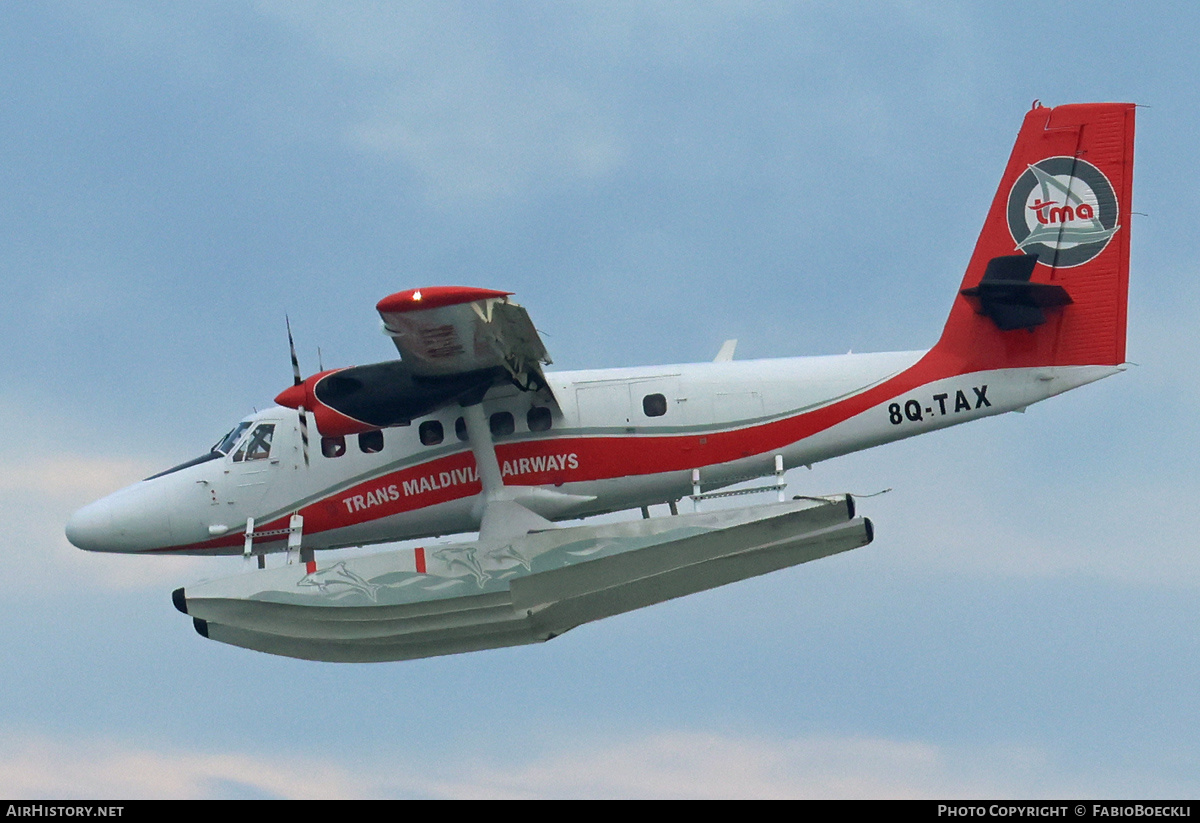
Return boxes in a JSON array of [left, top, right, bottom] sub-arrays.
[[65, 481, 175, 553], [65, 498, 116, 552]]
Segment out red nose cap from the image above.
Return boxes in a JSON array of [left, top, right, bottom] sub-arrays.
[[275, 383, 307, 409]]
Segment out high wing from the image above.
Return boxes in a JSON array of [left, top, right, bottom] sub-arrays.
[[276, 286, 555, 436], [377, 286, 551, 388]]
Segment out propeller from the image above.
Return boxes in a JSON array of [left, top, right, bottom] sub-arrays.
[[286, 316, 311, 467]]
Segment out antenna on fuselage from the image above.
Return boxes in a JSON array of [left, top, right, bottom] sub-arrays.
[[286, 316, 311, 468]]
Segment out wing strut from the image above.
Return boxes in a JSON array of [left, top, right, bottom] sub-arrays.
[[458, 402, 556, 545]]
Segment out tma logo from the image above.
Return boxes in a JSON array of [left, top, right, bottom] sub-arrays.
[[1007, 156, 1119, 268]]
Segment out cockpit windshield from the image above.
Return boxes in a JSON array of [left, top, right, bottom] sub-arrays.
[[212, 421, 253, 456], [144, 418, 259, 482]]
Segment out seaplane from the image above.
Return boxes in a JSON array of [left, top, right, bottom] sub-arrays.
[[66, 102, 1136, 662]]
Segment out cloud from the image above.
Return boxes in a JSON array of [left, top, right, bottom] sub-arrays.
[[809, 429, 1200, 590], [259, 2, 626, 206], [0, 455, 152, 499], [0, 728, 1179, 799], [421, 731, 1001, 799], [0, 734, 368, 800], [257, 2, 988, 208], [344, 79, 625, 206], [0, 422, 213, 591]]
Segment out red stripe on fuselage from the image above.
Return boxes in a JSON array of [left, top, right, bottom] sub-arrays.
[[158, 347, 961, 554]]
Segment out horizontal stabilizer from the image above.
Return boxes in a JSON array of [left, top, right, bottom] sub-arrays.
[[960, 254, 1073, 331], [175, 496, 871, 662]]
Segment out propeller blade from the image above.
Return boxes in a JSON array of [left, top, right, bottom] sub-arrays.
[[298, 406, 311, 468], [286, 317, 311, 467], [286, 316, 302, 387]]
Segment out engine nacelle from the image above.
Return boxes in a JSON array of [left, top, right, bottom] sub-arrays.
[[275, 361, 504, 437]]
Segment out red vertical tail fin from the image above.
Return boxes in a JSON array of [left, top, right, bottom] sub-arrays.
[[935, 102, 1135, 371]]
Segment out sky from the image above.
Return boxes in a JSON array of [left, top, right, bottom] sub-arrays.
[[2, 0, 1198, 799]]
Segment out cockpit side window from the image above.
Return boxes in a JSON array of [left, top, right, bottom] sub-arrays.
[[233, 423, 276, 462]]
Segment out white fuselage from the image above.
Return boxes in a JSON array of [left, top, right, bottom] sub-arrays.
[[65, 349, 1121, 555]]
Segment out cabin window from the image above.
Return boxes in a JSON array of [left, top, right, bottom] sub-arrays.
[[455, 416, 469, 442], [321, 435, 346, 458], [643, 393, 668, 417], [418, 420, 443, 446], [490, 411, 515, 437], [232, 423, 275, 462], [527, 406, 552, 432], [359, 430, 385, 453]]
